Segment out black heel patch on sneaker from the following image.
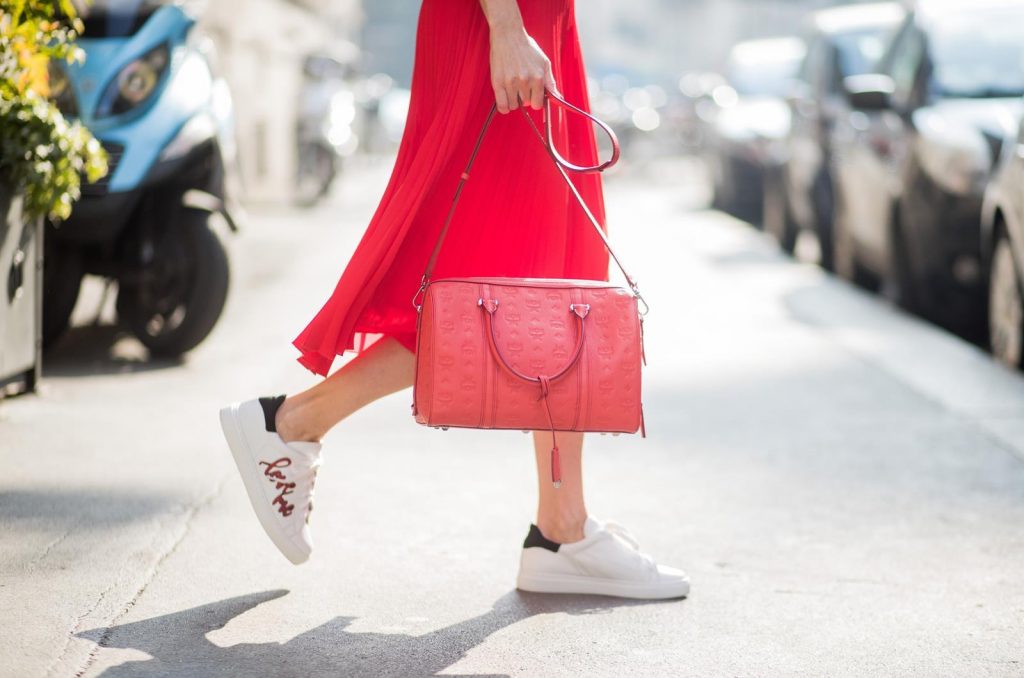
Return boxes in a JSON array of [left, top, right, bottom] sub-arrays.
[[258, 395, 287, 433], [524, 524, 561, 552]]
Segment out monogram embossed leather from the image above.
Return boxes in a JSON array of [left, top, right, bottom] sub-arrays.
[[411, 90, 647, 488]]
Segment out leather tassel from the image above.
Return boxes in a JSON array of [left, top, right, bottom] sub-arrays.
[[640, 402, 647, 438], [551, 445, 562, 488], [537, 376, 562, 488]]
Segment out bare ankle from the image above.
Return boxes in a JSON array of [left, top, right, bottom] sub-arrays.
[[536, 513, 587, 544], [275, 397, 321, 444]]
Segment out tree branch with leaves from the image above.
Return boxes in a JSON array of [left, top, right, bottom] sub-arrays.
[[0, 0, 107, 220]]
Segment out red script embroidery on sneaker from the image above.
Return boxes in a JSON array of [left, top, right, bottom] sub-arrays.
[[258, 457, 296, 517]]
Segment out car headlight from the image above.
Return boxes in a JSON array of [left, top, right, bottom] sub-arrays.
[[919, 140, 990, 196], [97, 43, 170, 118], [915, 108, 992, 196]]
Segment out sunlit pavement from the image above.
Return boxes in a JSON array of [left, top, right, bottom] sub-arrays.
[[3, 155, 1024, 677]]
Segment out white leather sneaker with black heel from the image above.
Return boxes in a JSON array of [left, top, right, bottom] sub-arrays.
[[219, 395, 322, 565], [516, 516, 689, 599]]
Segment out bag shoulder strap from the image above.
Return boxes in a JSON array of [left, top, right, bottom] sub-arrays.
[[413, 89, 647, 314]]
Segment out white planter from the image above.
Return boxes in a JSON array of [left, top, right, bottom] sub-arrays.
[[0, 183, 43, 396]]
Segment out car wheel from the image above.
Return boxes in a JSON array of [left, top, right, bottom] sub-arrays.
[[988, 229, 1023, 368], [707, 154, 730, 211], [886, 220, 921, 314], [832, 206, 858, 282], [763, 167, 797, 254], [832, 196, 880, 291], [813, 171, 836, 271]]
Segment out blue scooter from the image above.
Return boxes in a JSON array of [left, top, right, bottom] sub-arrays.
[[45, 0, 239, 355]]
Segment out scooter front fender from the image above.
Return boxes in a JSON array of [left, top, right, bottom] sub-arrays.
[[182, 190, 240, 233]]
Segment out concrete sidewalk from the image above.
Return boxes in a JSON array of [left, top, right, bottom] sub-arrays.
[[3, 157, 1023, 677]]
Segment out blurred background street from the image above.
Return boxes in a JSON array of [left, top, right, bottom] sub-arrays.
[[3, 0, 1024, 676]]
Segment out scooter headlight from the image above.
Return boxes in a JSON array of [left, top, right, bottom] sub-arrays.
[[97, 43, 170, 118]]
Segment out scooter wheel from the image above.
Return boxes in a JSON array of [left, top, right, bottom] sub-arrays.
[[42, 232, 85, 351], [118, 211, 229, 357]]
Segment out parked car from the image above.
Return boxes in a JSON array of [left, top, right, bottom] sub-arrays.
[[766, 2, 904, 261], [830, 0, 1024, 336], [704, 37, 805, 222], [981, 111, 1024, 368]]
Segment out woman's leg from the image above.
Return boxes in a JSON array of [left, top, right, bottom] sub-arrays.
[[277, 335, 589, 543], [276, 336, 415, 443], [522, 429, 690, 600], [533, 431, 587, 543]]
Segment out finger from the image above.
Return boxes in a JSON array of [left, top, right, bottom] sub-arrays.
[[494, 86, 510, 114], [507, 83, 522, 111], [528, 78, 544, 110], [520, 77, 537, 110], [516, 80, 532, 111]]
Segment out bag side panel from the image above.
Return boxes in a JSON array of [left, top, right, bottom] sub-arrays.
[[423, 281, 491, 427], [413, 290, 437, 424], [579, 286, 642, 433]]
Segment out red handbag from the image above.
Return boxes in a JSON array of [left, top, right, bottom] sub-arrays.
[[410, 89, 648, 487]]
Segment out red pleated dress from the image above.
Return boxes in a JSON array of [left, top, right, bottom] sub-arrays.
[[292, 0, 611, 377]]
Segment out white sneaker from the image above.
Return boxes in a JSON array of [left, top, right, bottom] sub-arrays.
[[218, 395, 322, 565], [516, 516, 689, 599]]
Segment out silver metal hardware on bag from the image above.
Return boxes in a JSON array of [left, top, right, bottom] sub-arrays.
[[633, 286, 650, 317], [620, 277, 648, 317], [412, 275, 428, 312]]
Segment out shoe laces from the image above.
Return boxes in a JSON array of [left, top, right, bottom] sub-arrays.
[[292, 456, 322, 524], [602, 520, 657, 572]]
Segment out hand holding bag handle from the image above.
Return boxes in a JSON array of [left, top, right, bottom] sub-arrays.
[[412, 88, 648, 316]]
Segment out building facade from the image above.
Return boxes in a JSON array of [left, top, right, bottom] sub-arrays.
[[199, 0, 363, 203]]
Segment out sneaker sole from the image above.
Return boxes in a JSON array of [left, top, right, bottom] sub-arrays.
[[219, 403, 310, 565], [516, 571, 689, 599]]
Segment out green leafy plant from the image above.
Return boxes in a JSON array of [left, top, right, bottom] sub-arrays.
[[0, 0, 107, 220]]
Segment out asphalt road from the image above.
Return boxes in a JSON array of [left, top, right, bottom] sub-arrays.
[[3, 156, 1024, 678]]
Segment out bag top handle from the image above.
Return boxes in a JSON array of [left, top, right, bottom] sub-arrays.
[[542, 89, 621, 173], [414, 88, 646, 316]]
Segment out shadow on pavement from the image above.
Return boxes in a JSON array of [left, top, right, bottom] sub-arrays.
[[0, 488, 180, 531], [707, 246, 788, 267], [77, 588, 671, 677], [42, 324, 182, 378]]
